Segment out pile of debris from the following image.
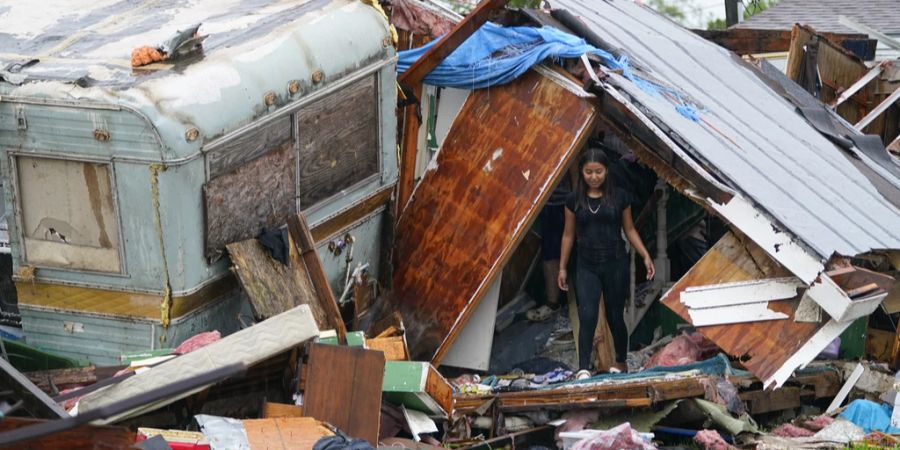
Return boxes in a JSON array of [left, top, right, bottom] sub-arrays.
[[2, 0, 900, 449]]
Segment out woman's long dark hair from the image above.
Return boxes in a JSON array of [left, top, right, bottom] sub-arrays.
[[575, 147, 615, 211]]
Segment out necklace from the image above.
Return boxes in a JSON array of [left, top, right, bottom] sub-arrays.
[[588, 197, 602, 214]]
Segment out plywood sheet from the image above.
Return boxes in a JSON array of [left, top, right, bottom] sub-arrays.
[[297, 76, 379, 208], [244, 417, 332, 450], [204, 141, 295, 260], [303, 344, 385, 444], [391, 68, 597, 363], [661, 232, 824, 382]]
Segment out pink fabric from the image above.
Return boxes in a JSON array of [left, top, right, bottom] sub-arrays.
[[570, 423, 656, 450], [646, 332, 718, 368], [694, 430, 736, 450], [802, 415, 835, 431], [390, 0, 454, 38], [772, 423, 815, 437], [555, 410, 601, 448], [175, 330, 221, 354]]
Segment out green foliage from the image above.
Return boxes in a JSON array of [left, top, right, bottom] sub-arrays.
[[743, 0, 778, 17], [647, 0, 687, 22], [508, 0, 542, 7], [707, 17, 727, 30]]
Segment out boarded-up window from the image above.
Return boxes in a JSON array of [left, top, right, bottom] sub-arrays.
[[17, 157, 121, 273], [297, 76, 379, 208], [204, 134, 295, 261]]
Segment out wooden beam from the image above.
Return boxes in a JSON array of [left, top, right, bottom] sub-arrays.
[[693, 28, 875, 57], [855, 86, 900, 131], [829, 62, 887, 109], [396, 0, 508, 214], [288, 214, 347, 344]]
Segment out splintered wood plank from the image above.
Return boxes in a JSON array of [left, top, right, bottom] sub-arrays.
[[662, 232, 825, 382], [289, 214, 347, 342], [366, 336, 409, 361], [391, 68, 597, 363], [226, 235, 325, 325], [303, 344, 385, 444], [243, 417, 333, 450]]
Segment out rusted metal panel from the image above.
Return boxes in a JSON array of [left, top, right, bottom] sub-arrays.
[[661, 231, 824, 383], [204, 141, 295, 261], [297, 76, 379, 208], [390, 68, 597, 363]]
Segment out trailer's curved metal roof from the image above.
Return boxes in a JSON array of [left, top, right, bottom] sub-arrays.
[[0, 0, 394, 154], [552, 0, 900, 259]]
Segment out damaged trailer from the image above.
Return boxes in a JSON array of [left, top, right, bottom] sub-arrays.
[[387, 0, 900, 389], [0, 0, 398, 365]]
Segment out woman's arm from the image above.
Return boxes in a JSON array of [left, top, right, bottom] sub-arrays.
[[622, 206, 655, 280], [557, 208, 576, 291]]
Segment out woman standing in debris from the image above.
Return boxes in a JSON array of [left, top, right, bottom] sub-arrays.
[[558, 147, 655, 373]]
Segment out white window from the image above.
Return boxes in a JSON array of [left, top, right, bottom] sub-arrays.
[[17, 157, 121, 273]]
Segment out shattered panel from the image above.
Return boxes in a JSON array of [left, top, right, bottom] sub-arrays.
[[391, 68, 597, 363], [661, 232, 825, 382], [204, 141, 295, 261]]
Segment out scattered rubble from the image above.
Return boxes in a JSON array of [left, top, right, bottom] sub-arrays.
[[1, 0, 900, 449]]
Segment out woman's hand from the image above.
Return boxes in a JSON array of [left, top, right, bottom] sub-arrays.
[[558, 269, 569, 291], [643, 255, 655, 280]]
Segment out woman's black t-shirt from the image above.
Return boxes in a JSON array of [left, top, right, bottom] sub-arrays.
[[565, 188, 631, 264]]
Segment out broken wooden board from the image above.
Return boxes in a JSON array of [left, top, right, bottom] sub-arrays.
[[366, 336, 409, 361], [786, 24, 871, 125], [303, 344, 384, 445], [382, 361, 454, 417], [390, 67, 597, 363], [227, 234, 324, 325], [0, 357, 68, 419], [693, 28, 876, 57], [243, 417, 333, 450], [454, 375, 709, 413], [661, 232, 826, 384]]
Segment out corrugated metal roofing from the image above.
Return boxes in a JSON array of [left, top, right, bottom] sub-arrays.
[[734, 0, 900, 35], [551, 0, 900, 259]]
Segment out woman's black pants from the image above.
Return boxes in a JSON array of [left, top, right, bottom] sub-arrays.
[[575, 256, 629, 370]]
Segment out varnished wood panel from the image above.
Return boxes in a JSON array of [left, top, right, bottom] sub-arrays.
[[297, 76, 379, 208], [204, 141, 295, 260], [661, 231, 823, 382], [207, 115, 292, 179], [0, 417, 134, 450], [391, 69, 597, 363], [302, 344, 384, 445]]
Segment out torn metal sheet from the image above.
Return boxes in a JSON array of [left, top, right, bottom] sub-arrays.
[[390, 67, 597, 363], [552, 0, 900, 261]]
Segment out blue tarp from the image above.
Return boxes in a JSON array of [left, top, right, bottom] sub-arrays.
[[397, 22, 700, 121], [839, 399, 900, 433]]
